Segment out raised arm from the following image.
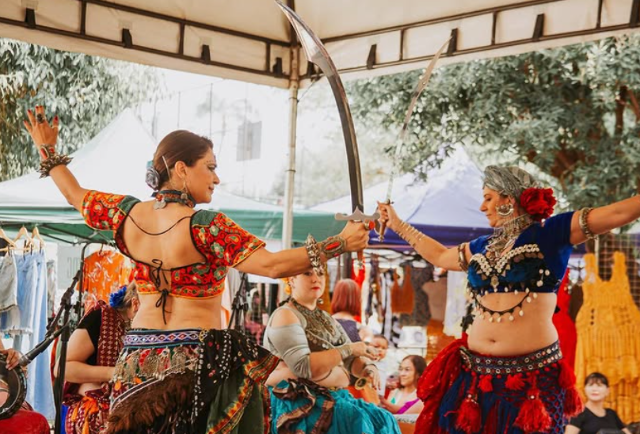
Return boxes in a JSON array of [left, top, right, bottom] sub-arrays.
[[23, 106, 88, 211], [377, 201, 466, 270], [570, 196, 640, 245]]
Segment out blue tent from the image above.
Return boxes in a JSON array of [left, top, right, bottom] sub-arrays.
[[314, 146, 492, 248]]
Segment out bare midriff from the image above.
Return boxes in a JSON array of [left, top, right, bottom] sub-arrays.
[[468, 292, 558, 356], [132, 294, 222, 330], [265, 362, 350, 389]]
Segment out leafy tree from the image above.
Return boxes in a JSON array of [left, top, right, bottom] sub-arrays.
[[348, 35, 640, 210], [0, 39, 162, 181]]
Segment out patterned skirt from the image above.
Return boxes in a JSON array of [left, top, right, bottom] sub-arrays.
[[63, 384, 111, 434], [105, 328, 279, 434], [416, 338, 583, 434], [269, 378, 401, 434]]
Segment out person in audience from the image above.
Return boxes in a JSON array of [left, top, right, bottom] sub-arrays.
[[565, 372, 631, 434]]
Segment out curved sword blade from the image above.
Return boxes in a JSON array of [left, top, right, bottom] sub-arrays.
[[386, 37, 452, 202], [378, 37, 451, 242], [275, 0, 364, 215]]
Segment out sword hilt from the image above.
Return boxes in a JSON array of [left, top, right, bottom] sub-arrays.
[[376, 199, 391, 242], [334, 207, 378, 268], [334, 207, 379, 222]]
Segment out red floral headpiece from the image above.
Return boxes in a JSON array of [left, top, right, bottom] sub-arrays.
[[519, 187, 556, 221]]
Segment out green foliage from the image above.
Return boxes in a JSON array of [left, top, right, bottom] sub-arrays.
[[0, 39, 162, 181], [348, 35, 640, 209]]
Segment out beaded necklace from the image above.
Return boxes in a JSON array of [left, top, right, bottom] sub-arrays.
[[152, 189, 195, 209], [290, 298, 347, 350], [485, 214, 533, 263]]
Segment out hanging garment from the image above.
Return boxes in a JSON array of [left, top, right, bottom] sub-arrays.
[[0, 255, 19, 332], [575, 252, 640, 423], [392, 265, 414, 315], [28, 252, 55, 420], [381, 271, 402, 348], [365, 256, 382, 322], [351, 262, 365, 289], [46, 260, 56, 318], [423, 276, 447, 323], [82, 249, 133, 303], [0, 255, 18, 312], [552, 270, 577, 369], [443, 271, 468, 338], [10, 252, 55, 420], [406, 265, 433, 327], [7, 254, 38, 338]]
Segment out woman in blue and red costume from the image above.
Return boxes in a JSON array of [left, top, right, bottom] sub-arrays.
[[23, 106, 369, 434], [378, 165, 640, 434]]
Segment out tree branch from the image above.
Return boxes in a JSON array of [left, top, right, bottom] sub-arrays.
[[627, 88, 640, 122], [615, 85, 628, 136]]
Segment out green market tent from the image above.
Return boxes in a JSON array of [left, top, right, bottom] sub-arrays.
[[0, 110, 342, 244]]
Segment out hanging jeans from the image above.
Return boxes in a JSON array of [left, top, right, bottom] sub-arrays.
[[13, 253, 55, 420], [0, 255, 19, 330]]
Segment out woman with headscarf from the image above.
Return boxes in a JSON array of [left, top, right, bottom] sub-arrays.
[[378, 165, 640, 434]]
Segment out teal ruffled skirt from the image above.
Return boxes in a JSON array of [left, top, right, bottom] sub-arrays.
[[269, 379, 400, 434]]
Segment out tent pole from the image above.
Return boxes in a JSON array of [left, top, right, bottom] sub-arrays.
[[282, 48, 299, 250]]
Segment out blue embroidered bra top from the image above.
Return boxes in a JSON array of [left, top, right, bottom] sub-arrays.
[[466, 212, 575, 297]]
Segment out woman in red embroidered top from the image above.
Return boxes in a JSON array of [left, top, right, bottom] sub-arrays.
[[378, 166, 640, 434], [23, 106, 369, 434]]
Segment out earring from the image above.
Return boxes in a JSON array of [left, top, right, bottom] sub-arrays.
[[181, 180, 189, 202], [497, 203, 514, 217]]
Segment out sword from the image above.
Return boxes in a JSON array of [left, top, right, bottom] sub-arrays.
[[275, 1, 378, 261], [377, 38, 451, 242]]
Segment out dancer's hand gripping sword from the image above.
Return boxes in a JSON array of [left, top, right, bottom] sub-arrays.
[[275, 1, 378, 262], [377, 38, 451, 242]]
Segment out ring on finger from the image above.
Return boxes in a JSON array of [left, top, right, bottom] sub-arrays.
[[36, 113, 46, 124]]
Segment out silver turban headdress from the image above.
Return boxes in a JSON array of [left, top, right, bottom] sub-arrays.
[[483, 166, 539, 199]]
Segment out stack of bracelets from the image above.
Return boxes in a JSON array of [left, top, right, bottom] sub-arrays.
[[304, 234, 346, 276], [38, 144, 72, 178]]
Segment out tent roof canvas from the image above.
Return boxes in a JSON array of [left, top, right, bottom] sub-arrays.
[[1, 0, 639, 88]]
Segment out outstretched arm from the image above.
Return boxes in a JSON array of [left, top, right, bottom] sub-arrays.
[[570, 196, 640, 245], [23, 106, 88, 211], [377, 201, 467, 270], [234, 221, 369, 278]]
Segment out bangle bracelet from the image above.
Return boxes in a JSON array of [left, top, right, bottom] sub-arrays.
[[318, 235, 346, 259], [398, 220, 424, 248], [39, 153, 72, 178], [579, 208, 595, 240], [304, 234, 324, 276], [458, 243, 469, 271], [336, 344, 352, 360]]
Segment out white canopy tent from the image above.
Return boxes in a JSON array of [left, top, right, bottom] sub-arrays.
[[2, 0, 639, 247], [1, 0, 638, 87]]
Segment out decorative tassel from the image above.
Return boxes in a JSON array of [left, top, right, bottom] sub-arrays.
[[558, 359, 584, 417], [416, 337, 467, 434], [478, 375, 493, 393], [505, 373, 526, 391], [514, 374, 551, 433], [455, 375, 482, 434]]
